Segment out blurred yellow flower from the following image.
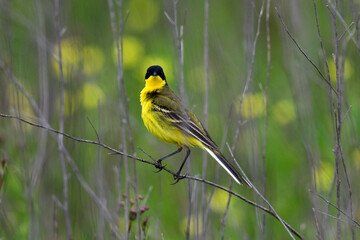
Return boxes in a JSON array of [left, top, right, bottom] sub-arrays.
[[316, 161, 334, 192], [352, 148, 360, 170], [208, 189, 244, 227], [141, 57, 174, 84], [238, 93, 264, 119], [82, 45, 105, 75], [328, 58, 353, 85], [52, 38, 81, 77], [81, 83, 105, 109], [210, 189, 230, 213], [113, 36, 144, 69], [272, 100, 296, 125], [52, 38, 105, 76], [127, 0, 159, 32]]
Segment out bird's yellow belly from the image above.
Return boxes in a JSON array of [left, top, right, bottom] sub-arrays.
[[141, 102, 202, 148]]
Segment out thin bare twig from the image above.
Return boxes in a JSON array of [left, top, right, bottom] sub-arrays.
[[261, 0, 271, 238], [338, 22, 355, 41], [0, 113, 303, 240], [165, 2, 192, 238], [312, 1, 331, 238], [349, 0, 359, 44], [328, 2, 343, 239], [186, 176, 192, 240], [312, 208, 324, 240], [341, 105, 352, 123], [316, 210, 359, 227], [311, 190, 360, 228], [275, 7, 337, 94], [118, 0, 141, 237], [203, 105, 234, 237], [221, 179, 233, 240], [323, 169, 336, 237], [54, 0, 72, 238], [201, 0, 210, 239], [164, 0, 185, 100], [338, 7, 356, 240], [233, 0, 265, 151], [52, 197, 59, 240], [327, 0, 360, 53], [32, 0, 50, 188], [108, 0, 138, 238], [113, 165, 122, 240], [87, 116, 100, 142]]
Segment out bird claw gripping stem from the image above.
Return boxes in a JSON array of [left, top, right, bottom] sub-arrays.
[[170, 173, 186, 185], [154, 160, 166, 173]]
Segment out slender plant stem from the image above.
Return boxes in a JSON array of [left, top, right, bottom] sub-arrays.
[[311, 190, 360, 228], [349, 0, 359, 44], [326, 0, 360, 53], [165, 1, 192, 238], [221, 179, 232, 240], [233, 0, 265, 151], [116, 0, 141, 237], [201, 0, 209, 239], [108, 0, 136, 238], [328, 1, 342, 238], [312, 208, 324, 240], [54, 1, 72, 239], [275, 7, 337, 94], [261, 0, 271, 239], [311, 1, 331, 238]]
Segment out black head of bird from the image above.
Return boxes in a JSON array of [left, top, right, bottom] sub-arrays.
[[145, 65, 166, 81]]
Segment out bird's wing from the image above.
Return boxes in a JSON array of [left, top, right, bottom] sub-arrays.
[[152, 93, 218, 149]]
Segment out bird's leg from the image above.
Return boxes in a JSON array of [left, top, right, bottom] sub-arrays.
[[155, 146, 183, 172], [171, 147, 190, 185]]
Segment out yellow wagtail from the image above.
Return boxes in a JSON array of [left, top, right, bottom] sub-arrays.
[[140, 65, 250, 186]]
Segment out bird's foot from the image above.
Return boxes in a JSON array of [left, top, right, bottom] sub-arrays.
[[171, 172, 186, 185], [154, 160, 166, 173]]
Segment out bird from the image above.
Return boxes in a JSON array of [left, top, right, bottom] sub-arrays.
[[140, 65, 250, 186]]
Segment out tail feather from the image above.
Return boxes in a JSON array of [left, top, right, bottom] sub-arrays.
[[205, 147, 251, 187]]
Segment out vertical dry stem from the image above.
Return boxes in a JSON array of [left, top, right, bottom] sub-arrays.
[[220, 179, 233, 240], [165, 1, 191, 239], [328, 2, 342, 238], [116, 0, 141, 237], [261, 0, 271, 238], [201, 0, 209, 239], [232, 0, 265, 151], [54, 0, 72, 239]]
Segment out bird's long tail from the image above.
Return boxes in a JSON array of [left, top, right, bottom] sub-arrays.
[[204, 147, 251, 187]]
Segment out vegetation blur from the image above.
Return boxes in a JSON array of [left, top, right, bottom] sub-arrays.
[[1, 0, 360, 239]]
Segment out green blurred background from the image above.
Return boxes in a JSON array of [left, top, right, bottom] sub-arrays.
[[1, 0, 360, 239]]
